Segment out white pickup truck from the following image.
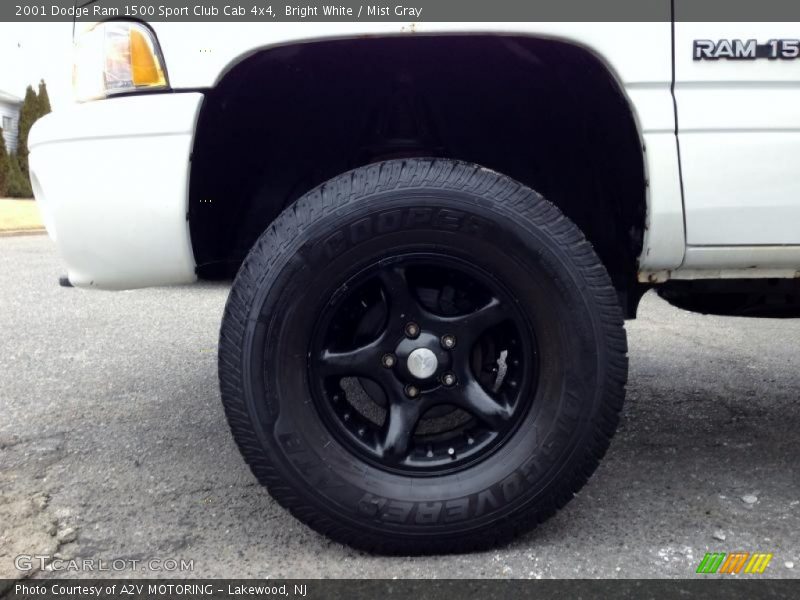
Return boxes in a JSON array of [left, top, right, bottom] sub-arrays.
[[28, 12, 800, 554]]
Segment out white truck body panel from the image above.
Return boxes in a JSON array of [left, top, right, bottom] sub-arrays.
[[28, 19, 800, 288], [675, 20, 800, 247], [29, 93, 202, 289]]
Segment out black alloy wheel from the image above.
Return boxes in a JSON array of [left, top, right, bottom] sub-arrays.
[[219, 158, 628, 554], [309, 254, 537, 475]]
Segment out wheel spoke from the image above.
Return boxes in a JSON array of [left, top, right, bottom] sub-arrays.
[[378, 400, 423, 461], [317, 338, 383, 378], [465, 297, 510, 334], [439, 297, 511, 345], [377, 266, 417, 316], [457, 377, 513, 430]]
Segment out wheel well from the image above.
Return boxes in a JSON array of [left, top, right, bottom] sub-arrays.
[[189, 35, 647, 303]]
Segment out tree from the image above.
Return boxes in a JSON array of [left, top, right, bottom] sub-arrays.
[[0, 128, 8, 197], [37, 79, 51, 116], [15, 81, 52, 180], [6, 153, 33, 198], [16, 85, 38, 178]]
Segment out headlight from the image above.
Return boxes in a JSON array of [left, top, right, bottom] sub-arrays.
[[73, 22, 168, 102]]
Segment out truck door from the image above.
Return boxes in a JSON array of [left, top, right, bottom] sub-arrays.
[[673, 15, 800, 247]]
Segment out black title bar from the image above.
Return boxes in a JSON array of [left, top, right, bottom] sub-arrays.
[[2, 579, 799, 600], [5, 0, 800, 22]]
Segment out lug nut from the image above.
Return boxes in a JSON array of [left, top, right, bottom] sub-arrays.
[[442, 372, 457, 387], [381, 353, 396, 368], [441, 334, 456, 349], [404, 322, 420, 339], [405, 385, 420, 398]]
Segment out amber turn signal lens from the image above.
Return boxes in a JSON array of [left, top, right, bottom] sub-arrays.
[[130, 27, 166, 88]]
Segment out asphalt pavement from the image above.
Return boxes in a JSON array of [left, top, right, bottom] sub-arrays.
[[1, 235, 798, 579]]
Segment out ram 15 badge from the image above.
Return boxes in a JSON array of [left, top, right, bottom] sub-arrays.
[[694, 39, 800, 60]]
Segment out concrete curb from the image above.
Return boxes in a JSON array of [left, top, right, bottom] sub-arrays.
[[0, 228, 47, 237]]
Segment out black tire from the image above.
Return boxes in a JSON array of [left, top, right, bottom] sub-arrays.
[[218, 158, 627, 554]]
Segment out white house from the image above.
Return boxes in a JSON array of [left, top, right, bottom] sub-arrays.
[[0, 89, 23, 153]]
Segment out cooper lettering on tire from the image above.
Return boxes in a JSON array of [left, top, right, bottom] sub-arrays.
[[219, 159, 627, 554]]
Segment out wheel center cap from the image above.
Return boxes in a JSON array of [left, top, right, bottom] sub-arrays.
[[407, 348, 438, 379]]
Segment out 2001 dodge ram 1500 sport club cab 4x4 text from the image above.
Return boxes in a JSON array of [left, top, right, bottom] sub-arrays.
[[28, 6, 800, 554]]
